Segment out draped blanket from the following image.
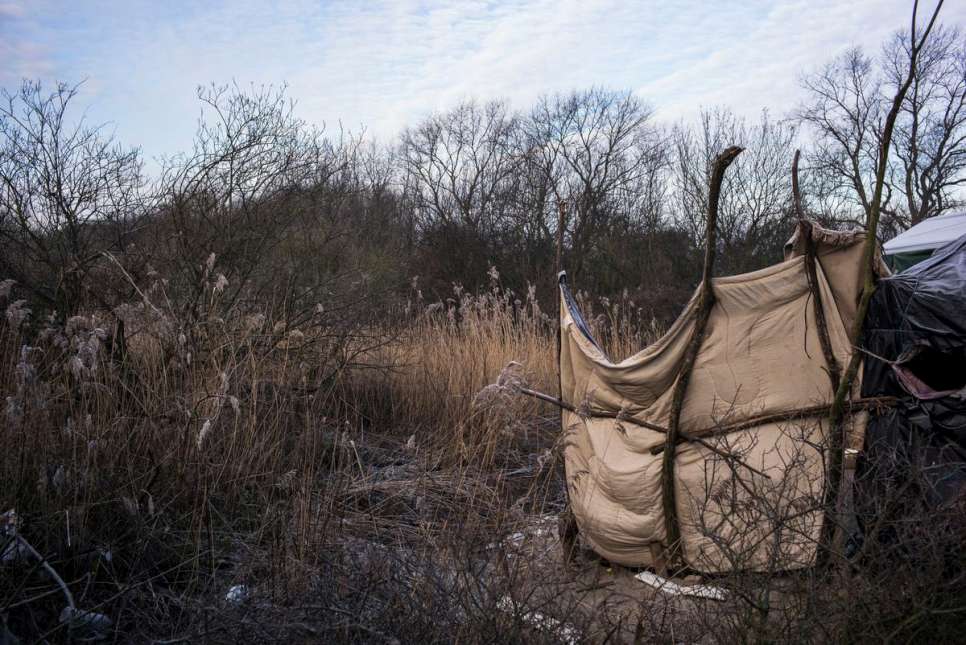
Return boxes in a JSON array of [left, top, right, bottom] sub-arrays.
[[559, 223, 884, 572]]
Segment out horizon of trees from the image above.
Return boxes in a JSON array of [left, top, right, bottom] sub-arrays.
[[1, 23, 964, 325]]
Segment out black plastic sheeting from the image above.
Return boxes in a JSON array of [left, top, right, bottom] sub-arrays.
[[857, 232, 966, 524]]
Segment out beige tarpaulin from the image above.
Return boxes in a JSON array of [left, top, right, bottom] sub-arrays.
[[560, 223, 887, 573]]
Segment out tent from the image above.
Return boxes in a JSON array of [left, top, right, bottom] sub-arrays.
[[857, 232, 966, 525], [882, 211, 966, 272], [558, 222, 888, 574]]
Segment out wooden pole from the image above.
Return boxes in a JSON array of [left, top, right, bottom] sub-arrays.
[[792, 150, 842, 392], [516, 386, 771, 480], [818, 0, 944, 566], [555, 192, 581, 561], [555, 200, 567, 277], [660, 145, 743, 566]]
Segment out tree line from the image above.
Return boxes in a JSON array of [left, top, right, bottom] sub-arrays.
[[1, 25, 964, 326]]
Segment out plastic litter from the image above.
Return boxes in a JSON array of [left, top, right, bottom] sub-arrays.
[[225, 585, 249, 605], [59, 607, 113, 639], [635, 571, 727, 601], [496, 596, 579, 644]]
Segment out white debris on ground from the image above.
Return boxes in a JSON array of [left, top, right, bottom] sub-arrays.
[[490, 514, 558, 553], [635, 571, 727, 601], [225, 584, 249, 605], [496, 596, 580, 644]]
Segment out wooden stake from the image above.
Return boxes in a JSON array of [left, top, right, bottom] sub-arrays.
[[792, 150, 842, 392], [555, 200, 567, 277], [661, 146, 743, 564], [818, 0, 944, 567]]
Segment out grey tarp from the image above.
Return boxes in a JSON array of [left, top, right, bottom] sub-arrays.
[[883, 211, 966, 272]]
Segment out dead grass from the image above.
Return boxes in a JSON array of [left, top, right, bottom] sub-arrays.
[[0, 270, 673, 642], [346, 278, 666, 462], [6, 270, 961, 643]]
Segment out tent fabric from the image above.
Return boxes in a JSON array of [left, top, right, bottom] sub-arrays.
[[857, 232, 966, 521], [882, 211, 966, 256], [887, 249, 933, 273], [560, 222, 879, 573]]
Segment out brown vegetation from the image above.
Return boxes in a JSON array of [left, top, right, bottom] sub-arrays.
[[1, 6, 965, 642]]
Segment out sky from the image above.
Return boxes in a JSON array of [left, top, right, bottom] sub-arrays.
[[2, 0, 963, 165]]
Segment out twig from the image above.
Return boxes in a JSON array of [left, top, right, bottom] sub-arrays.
[[2, 585, 69, 611], [101, 251, 167, 319]]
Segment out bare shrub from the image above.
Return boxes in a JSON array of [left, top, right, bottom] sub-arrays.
[[0, 80, 143, 317]]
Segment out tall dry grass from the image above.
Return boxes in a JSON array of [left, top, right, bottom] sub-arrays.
[[5, 265, 965, 643], [0, 266, 668, 641], [0, 266, 384, 636], [345, 272, 667, 465]]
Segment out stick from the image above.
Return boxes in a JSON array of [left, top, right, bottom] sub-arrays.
[[819, 0, 944, 567], [555, 200, 566, 276], [650, 396, 897, 449], [661, 145, 743, 563], [792, 150, 842, 392], [517, 386, 771, 480], [519, 387, 666, 431]]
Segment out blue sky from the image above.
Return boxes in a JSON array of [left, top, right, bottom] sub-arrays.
[[2, 1, 963, 165]]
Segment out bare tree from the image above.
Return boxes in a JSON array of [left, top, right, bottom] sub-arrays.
[[798, 21, 965, 230], [499, 133, 559, 284], [528, 88, 665, 280], [0, 80, 143, 317], [147, 83, 342, 326], [886, 25, 966, 225], [400, 100, 520, 235], [798, 48, 883, 227], [671, 108, 797, 274], [822, 0, 945, 566]]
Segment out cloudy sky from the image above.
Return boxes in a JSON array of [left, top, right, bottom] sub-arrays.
[[2, 0, 962, 163]]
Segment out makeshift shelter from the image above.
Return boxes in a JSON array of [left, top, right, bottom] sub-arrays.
[[857, 232, 966, 519], [559, 222, 889, 574], [882, 211, 966, 272]]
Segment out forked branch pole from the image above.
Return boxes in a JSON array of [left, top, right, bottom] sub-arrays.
[[792, 150, 842, 392], [818, 0, 944, 567], [661, 145, 743, 564]]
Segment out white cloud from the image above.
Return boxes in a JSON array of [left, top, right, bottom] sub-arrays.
[[1, 0, 963, 160], [0, 2, 24, 18]]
